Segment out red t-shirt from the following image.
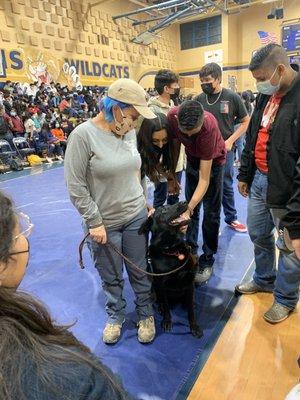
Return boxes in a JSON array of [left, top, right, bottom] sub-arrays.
[[59, 100, 70, 112], [255, 94, 282, 173], [168, 107, 226, 169]]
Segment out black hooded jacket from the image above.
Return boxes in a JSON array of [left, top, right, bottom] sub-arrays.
[[237, 73, 300, 240]]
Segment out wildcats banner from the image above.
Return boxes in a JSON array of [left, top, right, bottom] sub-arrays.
[[0, 47, 130, 87]]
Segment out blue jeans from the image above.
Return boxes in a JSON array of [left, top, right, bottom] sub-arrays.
[[222, 150, 238, 224], [248, 170, 300, 309], [153, 171, 182, 208], [235, 134, 245, 162], [86, 209, 153, 324], [185, 162, 224, 260]]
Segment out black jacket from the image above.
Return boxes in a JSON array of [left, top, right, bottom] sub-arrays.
[[237, 73, 300, 240]]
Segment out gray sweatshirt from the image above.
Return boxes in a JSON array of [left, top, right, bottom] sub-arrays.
[[64, 120, 146, 229]]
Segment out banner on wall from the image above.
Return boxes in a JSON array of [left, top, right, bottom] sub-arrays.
[[228, 75, 237, 92], [204, 49, 223, 68], [0, 47, 130, 87]]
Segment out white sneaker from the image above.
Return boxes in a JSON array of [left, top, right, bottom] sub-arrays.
[[137, 316, 156, 343], [103, 322, 123, 344]]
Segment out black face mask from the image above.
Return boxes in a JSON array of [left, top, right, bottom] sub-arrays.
[[170, 88, 180, 101], [153, 145, 164, 157], [201, 83, 215, 96]]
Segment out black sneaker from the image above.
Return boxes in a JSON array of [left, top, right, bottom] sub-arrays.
[[195, 266, 213, 284], [195, 254, 215, 284]]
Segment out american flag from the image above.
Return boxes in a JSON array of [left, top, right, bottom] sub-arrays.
[[258, 31, 278, 45]]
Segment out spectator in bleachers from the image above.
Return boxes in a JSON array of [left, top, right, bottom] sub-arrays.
[[0, 78, 110, 172], [0, 105, 14, 147], [14, 82, 25, 96], [25, 82, 38, 98], [50, 109, 60, 124], [61, 116, 75, 137], [49, 92, 60, 108], [31, 112, 42, 132], [40, 122, 64, 160], [59, 95, 74, 116], [28, 102, 40, 115], [3, 93, 13, 114], [78, 91, 86, 105], [23, 113, 35, 140], [71, 93, 84, 116], [10, 108, 25, 137], [3, 80, 14, 93], [13, 96, 27, 117], [35, 99, 48, 116], [51, 121, 67, 153], [84, 90, 97, 113]]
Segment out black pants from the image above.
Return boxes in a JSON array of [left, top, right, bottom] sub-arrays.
[[153, 171, 183, 208], [185, 161, 224, 262]]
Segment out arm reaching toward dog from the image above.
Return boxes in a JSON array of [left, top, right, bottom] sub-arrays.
[[180, 159, 213, 231]]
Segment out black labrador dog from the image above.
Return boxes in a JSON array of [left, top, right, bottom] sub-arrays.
[[139, 201, 202, 338]]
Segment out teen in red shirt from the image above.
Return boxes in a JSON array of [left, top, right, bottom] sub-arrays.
[[168, 100, 226, 283]]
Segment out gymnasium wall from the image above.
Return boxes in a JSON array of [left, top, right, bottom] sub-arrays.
[[0, 0, 299, 93], [0, 0, 179, 88], [176, 0, 300, 93]]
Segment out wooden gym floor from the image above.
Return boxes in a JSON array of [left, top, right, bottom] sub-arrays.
[[188, 292, 300, 400]]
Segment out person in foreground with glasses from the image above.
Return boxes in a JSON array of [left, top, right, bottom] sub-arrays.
[[65, 79, 157, 345], [0, 191, 132, 400]]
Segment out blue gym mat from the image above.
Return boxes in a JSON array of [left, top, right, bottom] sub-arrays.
[[0, 165, 253, 400]]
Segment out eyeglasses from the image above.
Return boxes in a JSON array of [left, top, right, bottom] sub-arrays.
[[9, 236, 30, 257], [14, 212, 34, 240]]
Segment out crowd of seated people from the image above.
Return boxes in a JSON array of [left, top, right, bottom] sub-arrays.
[[0, 80, 194, 173], [0, 80, 106, 171]]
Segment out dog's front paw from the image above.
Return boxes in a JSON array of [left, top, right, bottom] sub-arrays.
[[190, 324, 203, 338], [161, 319, 173, 332]]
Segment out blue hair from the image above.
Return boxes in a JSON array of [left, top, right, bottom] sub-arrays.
[[99, 96, 130, 122]]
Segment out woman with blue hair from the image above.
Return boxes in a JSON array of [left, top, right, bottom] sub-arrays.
[[64, 79, 156, 345]]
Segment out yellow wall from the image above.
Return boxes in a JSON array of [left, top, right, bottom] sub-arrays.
[[0, 0, 178, 87], [176, 0, 300, 92]]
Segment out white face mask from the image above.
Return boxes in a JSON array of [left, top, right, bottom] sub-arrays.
[[113, 109, 137, 136], [256, 67, 282, 95], [11, 112, 16, 116]]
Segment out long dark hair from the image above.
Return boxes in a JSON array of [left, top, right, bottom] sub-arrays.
[[0, 192, 130, 400], [137, 112, 174, 183], [0, 192, 15, 264]]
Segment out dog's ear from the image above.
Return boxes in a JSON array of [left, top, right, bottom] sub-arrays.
[[138, 216, 153, 235]]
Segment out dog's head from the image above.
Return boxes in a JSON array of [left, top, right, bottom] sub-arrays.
[[139, 202, 190, 244]]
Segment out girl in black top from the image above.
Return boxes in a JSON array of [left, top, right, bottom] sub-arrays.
[[0, 191, 132, 400], [137, 112, 179, 206]]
